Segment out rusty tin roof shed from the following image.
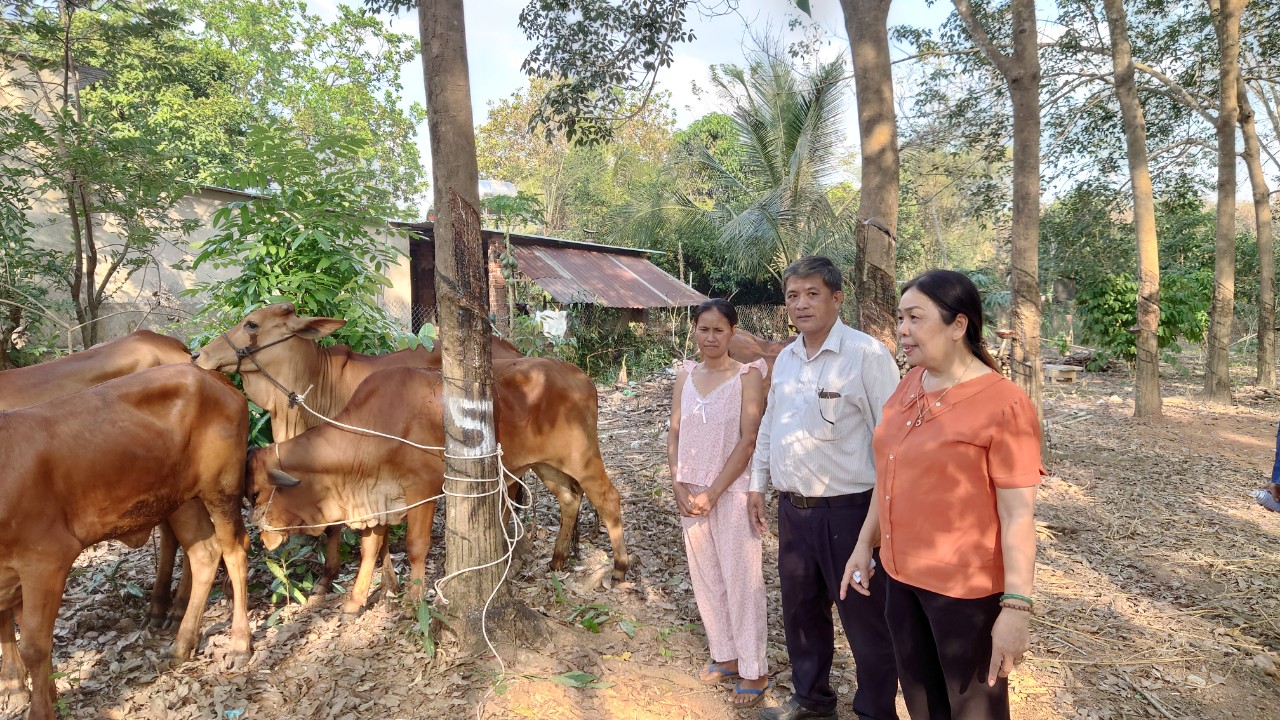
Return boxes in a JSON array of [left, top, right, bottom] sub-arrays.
[[396, 221, 707, 309]]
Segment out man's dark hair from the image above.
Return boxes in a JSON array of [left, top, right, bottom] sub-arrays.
[[783, 256, 842, 294]]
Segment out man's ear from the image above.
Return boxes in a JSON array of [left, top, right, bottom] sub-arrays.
[[833, 290, 845, 305]]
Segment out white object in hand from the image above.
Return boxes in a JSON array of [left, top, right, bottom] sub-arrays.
[[852, 558, 878, 585]]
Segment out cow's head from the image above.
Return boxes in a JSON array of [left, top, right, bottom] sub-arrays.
[[245, 444, 324, 550], [191, 302, 347, 374]]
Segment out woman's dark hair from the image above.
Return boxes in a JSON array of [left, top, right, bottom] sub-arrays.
[[901, 270, 999, 371], [692, 298, 738, 327]]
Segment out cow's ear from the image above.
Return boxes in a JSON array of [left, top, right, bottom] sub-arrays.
[[267, 469, 302, 488], [287, 316, 346, 339]]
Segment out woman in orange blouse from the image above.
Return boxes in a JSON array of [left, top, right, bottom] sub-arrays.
[[840, 269, 1043, 720]]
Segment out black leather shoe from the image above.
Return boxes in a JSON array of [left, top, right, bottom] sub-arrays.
[[759, 696, 838, 720]]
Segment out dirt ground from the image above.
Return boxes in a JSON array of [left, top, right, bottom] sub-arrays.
[[5, 354, 1280, 720]]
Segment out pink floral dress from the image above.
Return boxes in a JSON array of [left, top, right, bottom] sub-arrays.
[[676, 358, 768, 680]]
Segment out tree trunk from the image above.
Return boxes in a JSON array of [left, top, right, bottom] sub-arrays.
[[1203, 0, 1243, 403], [58, 1, 93, 348], [1103, 0, 1162, 417], [79, 184, 100, 346], [841, 0, 899, 351], [1238, 79, 1275, 388], [419, 0, 509, 651], [953, 0, 1043, 420]]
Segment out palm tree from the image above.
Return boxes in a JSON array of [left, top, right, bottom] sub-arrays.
[[615, 49, 857, 284]]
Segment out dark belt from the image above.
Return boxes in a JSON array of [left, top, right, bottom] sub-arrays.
[[783, 489, 872, 509]]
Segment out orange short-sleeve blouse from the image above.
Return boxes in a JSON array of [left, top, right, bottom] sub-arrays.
[[874, 366, 1044, 599]]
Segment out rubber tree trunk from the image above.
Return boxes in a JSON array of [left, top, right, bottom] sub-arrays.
[[1103, 0, 1162, 418], [1203, 0, 1244, 403], [419, 0, 507, 649], [840, 0, 899, 350], [1238, 79, 1275, 388], [953, 0, 1043, 421]]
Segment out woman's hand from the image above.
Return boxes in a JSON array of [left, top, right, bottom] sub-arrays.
[[839, 541, 876, 599], [986, 607, 1032, 685], [688, 488, 719, 516], [673, 483, 695, 517]]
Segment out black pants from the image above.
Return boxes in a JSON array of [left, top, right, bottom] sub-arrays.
[[778, 494, 899, 719], [884, 575, 1008, 720]]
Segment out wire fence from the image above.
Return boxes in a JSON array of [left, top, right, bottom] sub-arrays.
[[735, 304, 791, 339]]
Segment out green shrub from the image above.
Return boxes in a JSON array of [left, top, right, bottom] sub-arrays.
[[1076, 270, 1210, 370]]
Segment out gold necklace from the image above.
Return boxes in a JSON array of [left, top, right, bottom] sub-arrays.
[[913, 355, 976, 427]]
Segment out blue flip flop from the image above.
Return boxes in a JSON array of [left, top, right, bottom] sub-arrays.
[[699, 661, 739, 685], [728, 680, 773, 708]]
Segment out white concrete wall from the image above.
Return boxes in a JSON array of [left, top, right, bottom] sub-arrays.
[[23, 185, 413, 344]]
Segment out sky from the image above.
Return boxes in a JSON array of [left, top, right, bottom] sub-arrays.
[[305, 0, 956, 187]]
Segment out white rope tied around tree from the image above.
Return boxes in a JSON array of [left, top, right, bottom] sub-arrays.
[[253, 387, 536, 676]]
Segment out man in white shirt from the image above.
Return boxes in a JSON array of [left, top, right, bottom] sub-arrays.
[[749, 256, 900, 720]]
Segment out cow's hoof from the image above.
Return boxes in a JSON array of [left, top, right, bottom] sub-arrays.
[[167, 642, 196, 667], [156, 654, 185, 674], [340, 598, 366, 617], [147, 611, 182, 632], [223, 650, 250, 671]]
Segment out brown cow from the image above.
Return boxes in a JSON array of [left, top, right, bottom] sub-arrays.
[[188, 303, 594, 595], [0, 330, 212, 717], [0, 365, 251, 720], [726, 328, 796, 383], [0, 329, 201, 628], [245, 361, 629, 614]]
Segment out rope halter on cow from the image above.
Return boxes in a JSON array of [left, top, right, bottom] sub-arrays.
[[221, 324, 537, 676], [218, 331, 310, 407]]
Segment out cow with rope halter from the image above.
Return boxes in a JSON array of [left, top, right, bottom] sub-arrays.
[[243, 361, 629, 613], [189, 303, 622, 599]]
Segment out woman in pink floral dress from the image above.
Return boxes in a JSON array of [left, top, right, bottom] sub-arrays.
[[667, 298, 770, 707]]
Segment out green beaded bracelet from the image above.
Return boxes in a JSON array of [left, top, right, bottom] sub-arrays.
[[1000, 593, 1034, 607]]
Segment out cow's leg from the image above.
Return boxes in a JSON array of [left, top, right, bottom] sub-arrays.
[[313, 526, 343, 595], [208, 501, 251, 668], [0, 607, 29, 716], [403, 500, 437, 604], [342, 526, 386, 615], [550, 455, 629, 582], [168, 549, 193, 629], [532, 464, 584, 572], [163, 500, 216, 628], [378, 530, 399, 598], [167, 501, 223, 664], [147, 520, 181, 628], [18, 560, 73, 720]]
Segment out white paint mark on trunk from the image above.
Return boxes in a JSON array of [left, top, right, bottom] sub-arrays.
[[446, 394, 496, 454]]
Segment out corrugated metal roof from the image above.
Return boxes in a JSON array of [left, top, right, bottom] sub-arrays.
[[512, 245, 708, 309]]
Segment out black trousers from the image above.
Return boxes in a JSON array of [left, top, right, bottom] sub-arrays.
[[884, 574, 1008, 720], [778, 493, 899, 719]]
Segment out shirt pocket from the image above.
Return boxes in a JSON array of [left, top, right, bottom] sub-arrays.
[[811, 390, 843, 441]]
